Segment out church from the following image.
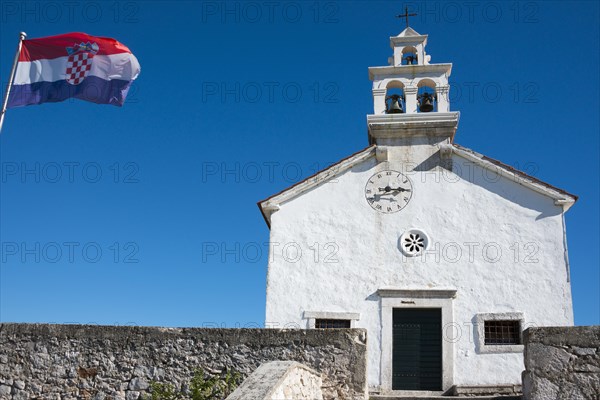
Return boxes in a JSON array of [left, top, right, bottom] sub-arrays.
[[258, 24, 577, 396]]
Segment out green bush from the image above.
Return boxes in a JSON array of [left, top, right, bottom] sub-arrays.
[[143, 368, 241, 400]]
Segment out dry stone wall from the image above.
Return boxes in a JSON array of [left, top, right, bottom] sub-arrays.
[[523, 326, 600, 400], [0, 323, 367, 400]]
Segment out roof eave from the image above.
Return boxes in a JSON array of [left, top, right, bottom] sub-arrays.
[[257, 145, 377, 228], [445, 144, 578, 211]]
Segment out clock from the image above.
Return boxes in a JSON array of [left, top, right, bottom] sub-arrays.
[[365, 170, 413, 213]]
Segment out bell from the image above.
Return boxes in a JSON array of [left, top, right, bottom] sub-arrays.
[[386, 94, 404, 114], [403, 53, 417, 65], [418, 93, 435, 113]]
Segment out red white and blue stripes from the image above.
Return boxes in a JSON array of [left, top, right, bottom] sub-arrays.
[[8, 32, 140, 108]]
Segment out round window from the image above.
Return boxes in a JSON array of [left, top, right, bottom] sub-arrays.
[[399, 229, 430, 257]]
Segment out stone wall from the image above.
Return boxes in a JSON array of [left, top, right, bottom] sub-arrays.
[[0, 323, 367, 400], [522, 326, 600, 400]]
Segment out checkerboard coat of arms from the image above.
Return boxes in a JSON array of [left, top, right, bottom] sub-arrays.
[[65, 42, 99, 85]]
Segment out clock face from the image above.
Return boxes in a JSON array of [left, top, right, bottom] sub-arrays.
[[365, 170, 413, 214]]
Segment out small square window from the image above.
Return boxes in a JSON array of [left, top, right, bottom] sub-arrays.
[[304, 311, 359, 329], [315, 319, 351, 329], [475, 312, 524, 353], [484, 320, 521, 345]]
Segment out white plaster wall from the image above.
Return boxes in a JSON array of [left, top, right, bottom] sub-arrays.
[[264, 147, 573, 391]]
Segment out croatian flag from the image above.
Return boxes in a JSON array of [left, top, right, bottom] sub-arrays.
[[7, 32, 140, 108]]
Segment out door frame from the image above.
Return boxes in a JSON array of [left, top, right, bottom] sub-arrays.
[[378, 288, 456, 393]]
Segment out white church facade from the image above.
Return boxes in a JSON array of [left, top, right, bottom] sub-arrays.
[[258, 27, 577, 395]]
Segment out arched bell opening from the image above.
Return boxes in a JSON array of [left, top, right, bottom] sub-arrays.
[[417, 79, 437, 113], [385, 82, 405, 114], [401, 46, 418, 65]]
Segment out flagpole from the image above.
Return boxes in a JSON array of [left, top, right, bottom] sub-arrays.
[[0, 32, 27, 134]]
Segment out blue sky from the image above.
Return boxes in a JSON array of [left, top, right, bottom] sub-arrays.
[[0, 1, 598, 327]]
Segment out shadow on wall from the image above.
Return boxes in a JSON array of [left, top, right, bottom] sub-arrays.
[[414, 148, 563, 220]]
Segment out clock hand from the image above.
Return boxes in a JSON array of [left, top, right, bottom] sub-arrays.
[[379, 186, 411, 195], [378, 186, 394, 193]]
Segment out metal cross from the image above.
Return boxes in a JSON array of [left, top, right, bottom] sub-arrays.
[[396, 6, 417, 29]]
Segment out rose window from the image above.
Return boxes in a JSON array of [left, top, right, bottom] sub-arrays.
[[399, 229, 430, 257]]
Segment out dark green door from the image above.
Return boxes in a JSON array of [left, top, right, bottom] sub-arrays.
[[392, 308, 442, 390]]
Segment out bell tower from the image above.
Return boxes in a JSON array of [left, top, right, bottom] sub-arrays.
[[367, 23, 459, 148]]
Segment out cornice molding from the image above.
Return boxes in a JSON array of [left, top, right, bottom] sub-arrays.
[[369, 64, 452, 80], [377, 288, 458, 299]]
